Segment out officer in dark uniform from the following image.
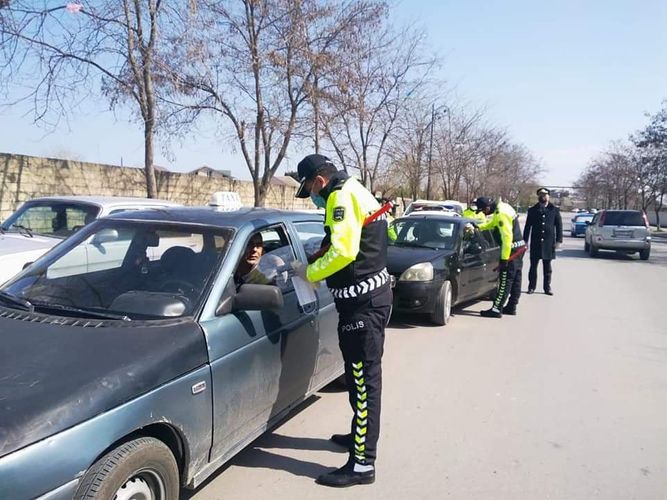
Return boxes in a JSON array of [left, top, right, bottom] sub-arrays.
[[294, 154, 392, 487], [523, 187, 563, 295]]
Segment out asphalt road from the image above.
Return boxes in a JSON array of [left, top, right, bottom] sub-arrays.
[[189, 215, 667, 500]]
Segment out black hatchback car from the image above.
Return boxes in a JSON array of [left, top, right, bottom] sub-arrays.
[[388, 215, 500, 325]]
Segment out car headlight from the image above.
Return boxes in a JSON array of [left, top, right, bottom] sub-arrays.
[[399, 262, 434, 281]]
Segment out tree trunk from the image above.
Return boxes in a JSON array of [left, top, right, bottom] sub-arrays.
[[254, 180, 267, 207], [144, 122, 157, 198]]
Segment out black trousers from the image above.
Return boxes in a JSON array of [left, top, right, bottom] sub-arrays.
[[528, 258, 553, 291], [335, 284, 392, 466], [493, 256, 523, 310]]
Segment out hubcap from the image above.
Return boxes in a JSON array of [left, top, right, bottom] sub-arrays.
[[115, 470, 165, 500]]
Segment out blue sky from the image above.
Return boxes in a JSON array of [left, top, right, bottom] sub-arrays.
[[1, 0, 666, 186]]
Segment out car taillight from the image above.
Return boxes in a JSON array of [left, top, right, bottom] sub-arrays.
[[642, 212, 649, 228], [598, 211, 606, 226]]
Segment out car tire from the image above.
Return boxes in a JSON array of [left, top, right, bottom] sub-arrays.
[[589, 243, 599, 257], [640, 248, 650, 261], [430, 281, 452, 326], [75, 437, 179, 500], [584, 240, 590, 252]]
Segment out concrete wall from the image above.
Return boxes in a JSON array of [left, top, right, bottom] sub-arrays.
[[0, 153, 311, 220]]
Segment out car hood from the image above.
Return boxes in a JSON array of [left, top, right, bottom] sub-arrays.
[[0, 232, 59, 255], [0, 310, 207, 458], [387, 245, 455, 275]]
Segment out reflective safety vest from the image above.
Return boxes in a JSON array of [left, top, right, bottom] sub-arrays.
[[462, 208, 487, 224], [477, 201, 525, 260], [307, 172, 389, 292]]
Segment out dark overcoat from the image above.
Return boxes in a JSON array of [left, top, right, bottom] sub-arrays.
[[523, 202, 563, 260]]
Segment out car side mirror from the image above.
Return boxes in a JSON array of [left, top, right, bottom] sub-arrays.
[[216, 284, 284, 316], [91, 228, 119, 246], [464, 243, 483, 255]]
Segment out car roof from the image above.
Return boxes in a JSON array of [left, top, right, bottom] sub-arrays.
[[25, 195, 181, 208], [107, 207, 324, 229], [397, 213, 464, 223]]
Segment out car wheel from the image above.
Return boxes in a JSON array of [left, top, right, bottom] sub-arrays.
[[584, 240, 590, 252], [430, 281, 452, 326], [589, 243, 599, 257], [75, 437, 179, 500], [640, 247, 650, 261]]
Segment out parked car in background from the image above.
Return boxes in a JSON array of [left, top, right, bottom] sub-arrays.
[[387, 214, 499, 325], [570, 213, 595, 237], [0, 196, 181, 284], [0, 207, 342, 500], [584, 209, 651, 260], [404, 199, 464, 216]]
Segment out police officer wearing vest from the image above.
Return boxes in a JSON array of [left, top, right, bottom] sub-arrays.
[[476, 196, 526, 317], [294, 154, 392, 487], [463, 198, 487, 224], [523, 187, 563, 295]]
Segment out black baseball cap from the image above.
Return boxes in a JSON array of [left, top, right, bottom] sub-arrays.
[[475, 196, 492, 212], [295, 154, 336, 198]]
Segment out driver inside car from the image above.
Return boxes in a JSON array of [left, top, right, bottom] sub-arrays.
[[234, 232, 287, 287]]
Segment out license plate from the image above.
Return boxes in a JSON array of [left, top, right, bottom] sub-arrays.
[[613, 230, 632, 238]]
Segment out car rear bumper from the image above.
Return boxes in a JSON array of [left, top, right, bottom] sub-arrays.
[[392, 279, 441, 314], [593, 237, 650, 251]]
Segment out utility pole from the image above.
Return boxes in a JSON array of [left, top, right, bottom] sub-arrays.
[[426, 103, 436, 199]]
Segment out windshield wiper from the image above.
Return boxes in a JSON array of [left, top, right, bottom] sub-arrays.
[[10, 224, 34, 238], [31, 302, 131, 322], [391, 241, 439, 250], [0, 291, 34, 311]]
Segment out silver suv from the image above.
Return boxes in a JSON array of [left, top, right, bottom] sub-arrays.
[[584, 210, 651, 260]]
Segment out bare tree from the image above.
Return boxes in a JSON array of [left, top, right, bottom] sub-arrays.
[[0, 1, 194, 198], [633, 103, 667, 229], [174, 0, 383, 207], [318, 22, 435, 192]]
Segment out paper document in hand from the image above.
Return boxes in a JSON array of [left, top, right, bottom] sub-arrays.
[[292, 275, 317, 312]]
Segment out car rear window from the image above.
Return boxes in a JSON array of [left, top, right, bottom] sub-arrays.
[[602, 211, 644, 226]]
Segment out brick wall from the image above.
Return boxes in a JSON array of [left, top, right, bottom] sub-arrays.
[[0, 153, 311, 220]]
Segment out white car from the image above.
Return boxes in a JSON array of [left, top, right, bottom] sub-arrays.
[[404, 199, 464, 216], [0, 196, 181, 284]]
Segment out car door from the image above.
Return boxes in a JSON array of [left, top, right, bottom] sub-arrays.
[[291, 220, 342, 391], [458, 228, 487, 301], [479, 229, 500, 295], [201, 224, 318, 461]]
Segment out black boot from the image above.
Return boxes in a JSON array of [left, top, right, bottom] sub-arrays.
[[480, 307, 502, 318], [527, 289, 535, 294], [330, 433, 353, 448], [316, 461, 375, 488], [502, 305, 516, 315], [544, 289, 554, 296]]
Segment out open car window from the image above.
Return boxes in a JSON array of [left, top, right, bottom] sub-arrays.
[[2, 220, 233, 320]]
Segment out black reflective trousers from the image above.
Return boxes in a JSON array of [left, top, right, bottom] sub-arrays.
[[335, 284, 392, 466], [493, 256, 523, 310]]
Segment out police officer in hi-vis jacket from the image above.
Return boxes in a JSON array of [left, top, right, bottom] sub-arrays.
[[293, 154, 392, 487]]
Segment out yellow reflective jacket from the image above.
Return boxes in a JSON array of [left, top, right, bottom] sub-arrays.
[[477, 201, 525, 260], [307, 173, 388, 287], [462, 208, 487, 224]]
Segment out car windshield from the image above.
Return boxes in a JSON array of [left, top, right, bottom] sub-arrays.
[[576, 215, 594, 223], [390, 218, 458, 250], [0, 200, 101, 238], [603, 211, 644, 226], [1, 220, 233, 320]]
